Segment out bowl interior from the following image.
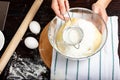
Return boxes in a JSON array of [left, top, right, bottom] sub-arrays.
[[48, 7, 107, 60]]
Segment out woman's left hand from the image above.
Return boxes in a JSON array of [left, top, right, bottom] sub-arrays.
[[92, 2, 108, 23]]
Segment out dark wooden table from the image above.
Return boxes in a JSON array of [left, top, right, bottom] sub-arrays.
[[0, 0, 120, 79]]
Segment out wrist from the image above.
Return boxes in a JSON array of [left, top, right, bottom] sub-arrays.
[[95, 0, 111, 9]]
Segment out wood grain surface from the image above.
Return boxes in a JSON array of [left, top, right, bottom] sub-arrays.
[[39, 23, 52, 68]]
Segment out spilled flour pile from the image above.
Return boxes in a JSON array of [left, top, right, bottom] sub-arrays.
[[7, 53, 49, 80]]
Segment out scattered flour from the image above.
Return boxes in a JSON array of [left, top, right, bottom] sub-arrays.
[[7, 53, 49, 80]]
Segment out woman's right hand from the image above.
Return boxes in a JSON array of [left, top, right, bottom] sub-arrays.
[[51, 0, 69, 20]]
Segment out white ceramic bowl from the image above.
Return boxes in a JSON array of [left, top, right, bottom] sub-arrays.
[[0, 31, 5, 51], [48, 7, 107, 60]]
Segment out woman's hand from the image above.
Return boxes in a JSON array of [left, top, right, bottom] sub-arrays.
[[92, 3, 108, 23], [51, 0, 111, 23], [51, 0, 69, 20], [92, 0, 111, 23]]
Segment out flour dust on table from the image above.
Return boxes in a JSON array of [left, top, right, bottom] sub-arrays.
[[6, 52, 49, 80]]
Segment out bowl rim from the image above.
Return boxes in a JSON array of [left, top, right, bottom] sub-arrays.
[[48, 7, 108, 60]]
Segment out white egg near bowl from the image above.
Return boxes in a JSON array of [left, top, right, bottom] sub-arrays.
[[24, 37, 38, 49], [29, 21, 41, 35]]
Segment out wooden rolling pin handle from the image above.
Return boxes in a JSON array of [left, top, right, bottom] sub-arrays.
[[0, 0, 43, 74]]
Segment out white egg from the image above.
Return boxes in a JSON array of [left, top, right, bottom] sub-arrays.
[[24, 37, 38, 49], [29, 21, 41, 34]]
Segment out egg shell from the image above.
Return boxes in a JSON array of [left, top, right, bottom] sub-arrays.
[[29, 21, 41, 34], [24, 37, 38, 49]]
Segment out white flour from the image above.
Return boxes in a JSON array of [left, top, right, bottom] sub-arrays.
[[7, 52, 48, 80], [56, 18, 102, 58]]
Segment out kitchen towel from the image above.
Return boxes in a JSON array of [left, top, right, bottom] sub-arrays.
[[50, 16, 120, 80]]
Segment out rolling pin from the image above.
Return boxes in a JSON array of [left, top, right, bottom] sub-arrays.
[[0, 0, 43, 74]]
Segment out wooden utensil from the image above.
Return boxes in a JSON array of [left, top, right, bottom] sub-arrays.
[[0, 0, 43, 74]]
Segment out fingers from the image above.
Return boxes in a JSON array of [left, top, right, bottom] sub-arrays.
[[92, 3, 108, 23], [100, 10, 108, 23], [51, 0, 70, 20], [51, 0, 63, 19], [92, 3, 107, 33], [64, 0, 70, 11], [58, 0, 66, 14]]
